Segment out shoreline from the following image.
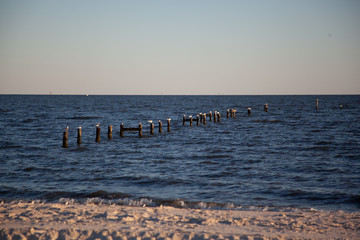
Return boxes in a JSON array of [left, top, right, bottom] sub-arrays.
[[1, 202, 359, 239]]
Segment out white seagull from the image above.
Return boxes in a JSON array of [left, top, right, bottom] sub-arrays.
[[64, 126, 69, 131], [95, 123, 100, 127], [148, 120, 153, 123], [167, 118, 171, 121]]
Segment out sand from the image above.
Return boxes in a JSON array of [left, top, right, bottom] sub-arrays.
[[0, 202, 359, 239]]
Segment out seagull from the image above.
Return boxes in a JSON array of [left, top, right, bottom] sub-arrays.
[[189, 115, 192, 118], [148, 120, 153, 123], [64, 126, 69, 131], [167, 118, 171, 121], [95, 123, 100, 127], [78, 126, 81, 129]]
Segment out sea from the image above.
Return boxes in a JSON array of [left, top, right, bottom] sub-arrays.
[[0, 95, 359, 212]]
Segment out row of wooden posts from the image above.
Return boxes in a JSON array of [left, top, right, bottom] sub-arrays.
[[62, 105, 259, 148], [62, 103, 268, 148], [62, 119, 171, 148], [63, 99, 326, 147], [181, 104, 269, 126]]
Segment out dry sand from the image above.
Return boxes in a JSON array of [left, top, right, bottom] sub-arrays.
[[0, 202, 359, 239]]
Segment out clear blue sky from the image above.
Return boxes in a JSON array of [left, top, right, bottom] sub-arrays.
[[0, 0, 359, 94]]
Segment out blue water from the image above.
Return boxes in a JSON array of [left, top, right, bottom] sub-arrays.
[[0, 95, 359, 212]]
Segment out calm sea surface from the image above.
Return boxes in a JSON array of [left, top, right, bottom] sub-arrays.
[[0, 95, 359, 212]]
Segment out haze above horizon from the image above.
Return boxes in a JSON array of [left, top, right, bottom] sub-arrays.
[[1, 0, 359, 95]]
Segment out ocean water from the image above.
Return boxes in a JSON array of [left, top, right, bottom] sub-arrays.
[[0, 95, 359, 212]]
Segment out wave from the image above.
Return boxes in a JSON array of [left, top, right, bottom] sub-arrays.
[[1, 187, 359, 212], [0, 195, 337, 213]]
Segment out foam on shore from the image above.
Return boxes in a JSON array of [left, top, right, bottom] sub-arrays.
[[1, 202, 359, 239]]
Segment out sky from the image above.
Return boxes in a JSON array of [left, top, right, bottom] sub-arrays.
[[0, 0, 359, 95]]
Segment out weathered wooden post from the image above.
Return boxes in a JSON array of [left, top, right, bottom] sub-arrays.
[[77, 127, 82, 145], [150, 122, 154, 135], [227, 109, 230, 118], [248, 107, 252, 116], [264, 104, 268, 112], [214, 112, 217, 122], [167, 119, 171, 132], [95, 126, 101, 142], [190, 116, 193, 126], [232, 109, 236, 118], [218, 113, 221, 122], [158, 120, 162, 133], [196, 115, 199, 126], [139, 123, 143, 137], [62, 130, 68, 148], [108, 125, 112, 139], [209, 111, 212, 121], [316, 98, 319, 110], [120, 123, 124, 137], [203, 113, 207, 125]]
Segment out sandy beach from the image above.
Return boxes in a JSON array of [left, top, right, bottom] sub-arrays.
[[0, 202, 359, 239]]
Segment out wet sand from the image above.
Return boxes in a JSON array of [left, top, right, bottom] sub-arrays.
[[0, 202, 359, 239]]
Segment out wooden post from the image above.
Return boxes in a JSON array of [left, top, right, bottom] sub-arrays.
[[150, 122, 154, 135], [190, 116, 193, 126], [159, 120, 162, 133], [77, 127, 82, 145], [183, 115, 186, 125], [108, 125, 112, 139], [167, 119, 171, 132], [203, 113, 207, 125], [316, 98, 319, 110], [264, 104, 268, 112], [218, 113, 221, 122], [139, 123, 142, 137], [209, 111, 212, 121], [62, 131, 68, 148], [120, 123, 124, 137], [196, 115, 199, 126], [214, 112, 217, 122], [95, 126, 101, 142], [227, 109, 230, 118], [233, 109, 236, 118], [248, 108, 252, 116]]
